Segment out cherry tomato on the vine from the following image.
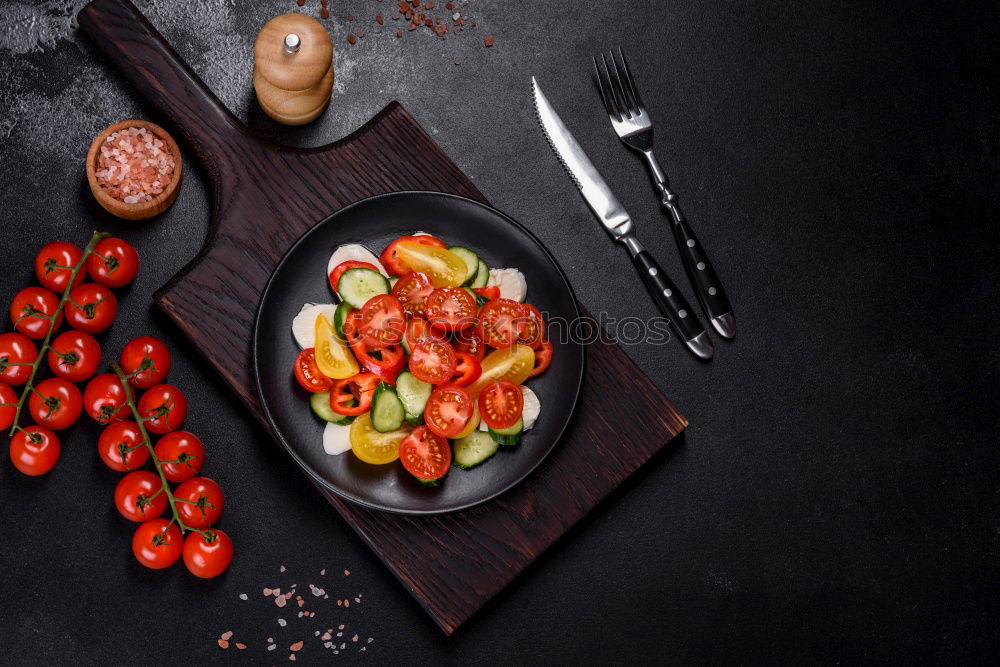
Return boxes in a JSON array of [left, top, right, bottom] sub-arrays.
[[154, 430, 205, 483], [132, 518, 183, 569], [48, 330, 101, 382], [174, 476, 224, 529], [137, 384, 187, 434], [10, 287, 62, 340], [98, 420, 149, 472], [28, 377, 83, 431], [65, 283, 117, 334], [9, 425, 60, 476], [83, 373, 130, 424], [0, 332, 38, 385], [119, 336, 171, 389], [35, 241, 85, 293], [87, 237, 139, 288], [115, 470, 167, 522], [182, 529, 233, 578], [0, 381, 18, 430]]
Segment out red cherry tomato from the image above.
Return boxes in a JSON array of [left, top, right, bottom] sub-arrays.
[[530, 339, 553, 377], [98, 420, 149, 472], [119, 336, 171, 389], [424, 384, 474, 438], [390, 271, 434, 317], [408, 338, 457, 385], [473, 285, 501, 300], [425, 287, 477, 331], [35, 241, 85, 293], [138, 384, 188, 434], [183, 529, 234, 578], [517, 304, 546, 349], [329, 260, 380, 293], [357, 294, 405, 347], [87, 237, 139, 288], [379, 234, 447, 276], [132, 519, 183, 569], [174, 476, 225, 529], [448, 351, 482, 387], [28, 377, 83, 431], [329, 372, 379, 416], [453, 324, 486, 361], [0, 332, 38, 385], [115, 470, 167, 522], [10, 287, 62, 340], [356, 344, 405, 384], [399, 426, 452, 484], [0, 382, 18, 430], [83, 373, 131, 424], [478, 380, 524, 430], [154, 430, 205, 483], [404, 317, 445, 351], [65, 283, 117, 334], [478, 299, 523, 348], [293, 348, 333, 393], [48, 330, 101, 382], [9, 425, 60, 476]]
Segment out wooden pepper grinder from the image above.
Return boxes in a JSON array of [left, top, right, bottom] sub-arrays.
[[253, 13, 334, 125]]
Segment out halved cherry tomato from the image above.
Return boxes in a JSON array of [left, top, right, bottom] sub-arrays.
[[83, 373, 131, 424], [424, 384, 474, 438], [453, 324, 486, 361], [87, 237, 139, 288], [0, 332, 38, 385], [358, 294, 405, 347], [115, 470, 167, 522], [530, 339, 553, 377], [408, 338, 456, 385], [466, 345, 535, 398], [138, 384, 188, 434], [132, 519, 182, 569], [380, 235, 447, 276], [349, 412, 411, 464], [478, 380, 524, 430], [183, 529, 233, 578], [473, 286, 501, 300], [425, 287, 477, 331], [0, 382, 17, 431], [404, 317, 445, 351], [29, 377, 83, 431], [390, 271, 434, 317], [449, 351, 482, 387], [517, 304, 546, 349], [65, 283, 117, 334], [9, 425, 60, 476], [329, 260, 380, 293], [174, 476, 224, 529], [454, 402, 481, 439], [10, 287, 62, 340], [48, 330, 101, 382], [399, 426, 451, 483], [392, 241, 467, 287], [294, 348, 334, 393], [478, 298, 523, 348], [315, 315, 359, 380], [329, 372, 379, 416], [98, 421, 149, 472], [35, 241, 84, 293]]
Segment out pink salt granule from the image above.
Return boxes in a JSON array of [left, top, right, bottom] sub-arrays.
[[94, 126, 175, 204]]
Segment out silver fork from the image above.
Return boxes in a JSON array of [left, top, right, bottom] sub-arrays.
[[594, 49, 735, 339]]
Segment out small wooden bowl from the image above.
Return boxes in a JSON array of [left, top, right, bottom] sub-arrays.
[[86, 119, 183, 220]]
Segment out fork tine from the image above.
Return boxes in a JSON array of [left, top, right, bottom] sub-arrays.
[[600, 53, 630, 120], [614, 47, 644, 115], [593, 56, 620, 122], [604, 50, 634, 119]]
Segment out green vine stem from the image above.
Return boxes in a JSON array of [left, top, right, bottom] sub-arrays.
[[110, 362, 211, 540], [7, 230, 109, 436]]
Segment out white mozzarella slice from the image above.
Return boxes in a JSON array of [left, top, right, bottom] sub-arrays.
[[411, 231, 433, 237], [521, 385, 541, 431], [323, 422, 353, 455], [327, 243, 387, 278], [486, 268, 527, 303], [291, 303, 336, 349]]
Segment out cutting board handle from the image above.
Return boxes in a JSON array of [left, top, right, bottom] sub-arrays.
[[77, 0, 246, 173]]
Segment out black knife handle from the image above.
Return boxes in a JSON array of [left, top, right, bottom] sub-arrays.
[[629, 248, 713, 360]]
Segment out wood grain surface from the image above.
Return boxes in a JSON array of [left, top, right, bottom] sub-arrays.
[[79, 0, 687, 634]]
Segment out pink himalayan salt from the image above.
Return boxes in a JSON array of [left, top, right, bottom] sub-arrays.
[[94, 126, 175, 204]]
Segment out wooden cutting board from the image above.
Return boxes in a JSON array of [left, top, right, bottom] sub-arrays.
[[79, 0, 687, 634]]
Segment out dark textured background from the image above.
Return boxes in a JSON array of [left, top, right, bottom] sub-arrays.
[[1, 0, 998, 663]]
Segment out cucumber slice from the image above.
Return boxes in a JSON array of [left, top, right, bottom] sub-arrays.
[[310, 392, 355, 425], [333, 302, 354, 340], [450, 247, 479, 285], [396, 371, 432, 423], [470, 259, 489, 288], [337, 268, 389, 309], [371, 383, 405, 433], [453, 431, 499, 469], [489, 416, 524, 446]]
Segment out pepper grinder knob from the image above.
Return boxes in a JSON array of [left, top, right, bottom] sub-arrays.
[[252, 13, 334, 125], [284, 33, 300, 54]]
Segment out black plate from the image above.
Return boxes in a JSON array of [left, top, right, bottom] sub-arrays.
[[253, 192, 584, 515]]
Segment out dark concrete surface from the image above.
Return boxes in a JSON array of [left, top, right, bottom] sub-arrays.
[[0, 0, 997, 663]]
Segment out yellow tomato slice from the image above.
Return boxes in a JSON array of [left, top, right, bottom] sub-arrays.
[[349, 412, 411, 464], [314, 314, 359, 379], [394, 241, 467, 287], [454, 402, 481, 439], [466, 344, 535, 398]]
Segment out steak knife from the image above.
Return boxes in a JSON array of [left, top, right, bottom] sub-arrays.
[[532, 77, 713, 360]]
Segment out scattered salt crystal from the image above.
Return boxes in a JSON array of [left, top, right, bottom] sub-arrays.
[[298, 612, 304, 618], [368, 638, 374, 643], [336, 632, 343, 637], [340, 642, 346, 649], [236, 643, 246, 650], [290, 641, 304, 651], [352, 635, 359, 642], [268, 637, 274, 643], [239, 593, 248, 600], [344, 569, 350, 576], [267, 644, 277, 651], [280, 565, 286, 572], [324, 641, 333, 648], [320, 569, 326, 575], [354, 597, 360, 603], [217, 639, 229, 649], [275, 596, 287, 608], [321, 633, 331, 641], [289, 655, 296, 661], [338, 625, 345, 630], [314, 631, 320, 637], [345, 600, 350, 608], [278, 619, 287, 627], [220, 631, 233, 641]]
